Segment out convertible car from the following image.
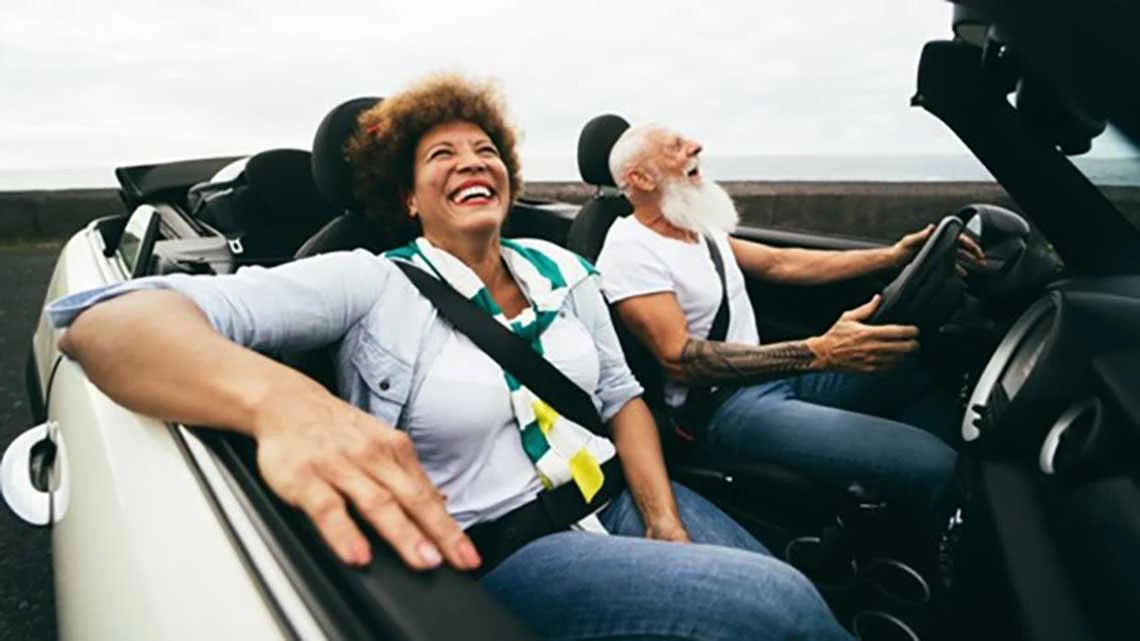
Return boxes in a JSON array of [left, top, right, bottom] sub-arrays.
[[4, 0, 1140, 639]]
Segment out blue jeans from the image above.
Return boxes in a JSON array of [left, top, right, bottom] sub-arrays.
[[481, 483, 853, 641], [706, 364, 959, 511]]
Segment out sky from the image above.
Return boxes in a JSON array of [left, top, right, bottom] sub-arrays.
[[1, 0, 1135, 184]]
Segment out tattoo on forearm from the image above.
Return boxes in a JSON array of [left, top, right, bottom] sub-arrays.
[[677, 338, 816, 385]]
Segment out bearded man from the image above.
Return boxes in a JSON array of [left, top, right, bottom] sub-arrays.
[[595, 124, 984, 512]]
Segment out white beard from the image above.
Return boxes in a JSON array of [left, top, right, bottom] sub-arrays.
[[658, 179, 740, 237]]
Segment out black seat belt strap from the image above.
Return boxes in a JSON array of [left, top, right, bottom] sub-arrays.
[[704, 236, 730, 343], [393, 261, 607, 436], [677, 236, 731, 438]]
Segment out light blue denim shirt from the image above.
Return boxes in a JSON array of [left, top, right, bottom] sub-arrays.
[[47, 245, 643, 430]]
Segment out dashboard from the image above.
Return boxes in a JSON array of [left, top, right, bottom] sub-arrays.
[[962, 276, 1140, 457], [955, 275, 1140, 641]]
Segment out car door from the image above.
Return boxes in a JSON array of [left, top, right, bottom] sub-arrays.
[[23, 209, 289, 641]]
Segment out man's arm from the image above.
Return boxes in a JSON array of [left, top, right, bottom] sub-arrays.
[[613, 292, 919, 387], [729, 225, 986, 286], [728, 237, 899, 286]]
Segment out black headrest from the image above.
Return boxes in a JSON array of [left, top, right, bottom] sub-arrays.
[[577, 114, 630, 187], [242, 149, 334, 223], [566, 197, 633, 262], [295, 210, 389, 259], [311, 96, 382, 212]]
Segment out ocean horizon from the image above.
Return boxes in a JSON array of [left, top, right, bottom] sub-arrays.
[[1, 154, 1137, 191]]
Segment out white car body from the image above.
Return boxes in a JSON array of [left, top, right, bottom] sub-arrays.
[[26, 216, 324, 641]]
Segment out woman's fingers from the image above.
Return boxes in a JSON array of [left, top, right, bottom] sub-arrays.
[[297, 480, 371, 566], [259, 406, 476, 572], [350, 430, 481, 570], [318, 453, 449, 570]]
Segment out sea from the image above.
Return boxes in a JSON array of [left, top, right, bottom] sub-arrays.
[[1, 154, 1137, 190]]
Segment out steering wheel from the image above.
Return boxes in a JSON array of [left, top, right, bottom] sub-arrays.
[[869, 215, 966, 327]]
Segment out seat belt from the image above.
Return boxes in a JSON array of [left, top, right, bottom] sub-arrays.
[[675, 235, 731, 441], [393, 261, 622, 574], [190, 177, 248, 255], [393, 261, 607, 437]]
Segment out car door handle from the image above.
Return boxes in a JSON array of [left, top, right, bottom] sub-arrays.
[[1, 421, 67, 526]]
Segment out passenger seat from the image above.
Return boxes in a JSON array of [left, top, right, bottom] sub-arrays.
[[187, 148, 340, 266]]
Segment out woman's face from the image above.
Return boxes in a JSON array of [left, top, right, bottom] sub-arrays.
[[407, 120, 511, 241]]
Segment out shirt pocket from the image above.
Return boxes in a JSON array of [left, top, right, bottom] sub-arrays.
[[349, 327, 414, 426]]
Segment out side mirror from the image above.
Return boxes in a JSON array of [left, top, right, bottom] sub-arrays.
[[959, 203, 1030, 242], [957, 204, 1030, 281]]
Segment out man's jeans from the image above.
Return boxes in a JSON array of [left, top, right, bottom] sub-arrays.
[[481, 482, 853, 641], [706, 365, 959, 511]]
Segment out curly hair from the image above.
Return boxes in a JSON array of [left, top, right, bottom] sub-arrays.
[[344, 73, 523, 241]]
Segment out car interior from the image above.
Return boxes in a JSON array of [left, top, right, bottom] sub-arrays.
[[66, 1, 1140, 639]]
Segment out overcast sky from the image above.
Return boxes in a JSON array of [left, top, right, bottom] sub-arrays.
[[1, 0, 1134, 183]]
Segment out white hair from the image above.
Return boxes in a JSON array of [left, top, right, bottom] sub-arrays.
[[607, 123, 663, 191]]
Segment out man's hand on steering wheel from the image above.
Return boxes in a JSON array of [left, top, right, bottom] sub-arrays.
[[806, 294, 921, 373], [889, 223, 986, 272]]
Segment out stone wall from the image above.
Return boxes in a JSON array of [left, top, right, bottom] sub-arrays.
[[3, 182, 1139, 244]]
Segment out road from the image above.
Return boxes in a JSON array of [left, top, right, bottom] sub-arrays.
[[0, 243, 61, 641]]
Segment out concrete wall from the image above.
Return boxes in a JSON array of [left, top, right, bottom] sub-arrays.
[[3, 182, 1140, 244], [525, 181, 1140, 242], [0, 189, 123, 243]]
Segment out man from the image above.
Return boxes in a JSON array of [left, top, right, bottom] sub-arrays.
[[595, 124, 984, 511]]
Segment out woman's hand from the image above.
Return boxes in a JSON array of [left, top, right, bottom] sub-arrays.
[[251, 390, 481, 571], [805, 295, 920, 373], [645, 517, 692, 543]]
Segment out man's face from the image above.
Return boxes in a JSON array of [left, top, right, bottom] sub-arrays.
[[632, 128, 739, 237], [644, 129, 704, 188]]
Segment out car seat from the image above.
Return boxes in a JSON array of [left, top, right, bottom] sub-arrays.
[[186, 148, 341, 266]]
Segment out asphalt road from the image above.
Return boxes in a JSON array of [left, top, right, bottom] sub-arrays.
[[0, 243, 61, 641]]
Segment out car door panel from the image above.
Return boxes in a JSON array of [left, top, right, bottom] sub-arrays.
[[735, 225, 890, 343]]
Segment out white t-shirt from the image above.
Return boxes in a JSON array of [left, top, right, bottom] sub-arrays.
[[403, 313, 616, 529], [596, 216, 760, 408]]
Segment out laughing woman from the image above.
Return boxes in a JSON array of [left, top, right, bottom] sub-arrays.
[[49, 73, 852, 641]]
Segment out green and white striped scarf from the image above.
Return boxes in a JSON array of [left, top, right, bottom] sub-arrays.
[[387, 237, 612, 504]]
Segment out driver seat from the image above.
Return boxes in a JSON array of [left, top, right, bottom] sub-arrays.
[[567, 115, 862, 521]]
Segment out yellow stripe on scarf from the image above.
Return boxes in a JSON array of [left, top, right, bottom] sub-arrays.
[[533, 398, 559, 436], [570, 449, 604, 502], [533, 398, 605, 501]]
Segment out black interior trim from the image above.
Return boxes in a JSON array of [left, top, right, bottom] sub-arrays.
[[130, 209, 163, 278], [197, 430, 539, 641], [954, 0, 1140, 145], [115, 156, 244, 210], [915, 40, 1140, 276], [93, 214, 130, 258], [196, 430, 375, 641], [980, 461, 1094, 641], [1092, 351, 1140, 441], [1049, 476, 1140, 641]]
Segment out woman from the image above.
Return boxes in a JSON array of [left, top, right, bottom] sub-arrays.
[[50, 73, 852, 641]]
